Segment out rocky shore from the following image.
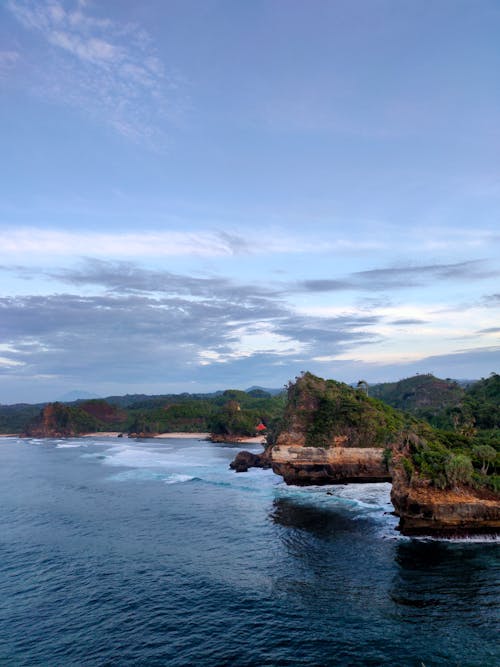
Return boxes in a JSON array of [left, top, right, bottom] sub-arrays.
[[230, 372, 500, 537], [390, 463, 500, 536]]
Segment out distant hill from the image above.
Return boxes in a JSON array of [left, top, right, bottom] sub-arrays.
[[245, 386, 284, 396], [5, 388, 286, 437], [369, 374, 465, 427], [369, 372, 500, 433], [462, 373, 500, 430], [2, 374, 498, 440], [58, 390, 101, 402]]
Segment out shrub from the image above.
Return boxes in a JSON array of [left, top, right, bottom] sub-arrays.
[[445, 454, 473, 487], [402, 457, 414, 481]]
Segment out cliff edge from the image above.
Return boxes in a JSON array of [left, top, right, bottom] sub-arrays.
[[231, 372, 500, 536]]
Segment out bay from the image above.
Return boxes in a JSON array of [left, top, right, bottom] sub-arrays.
[[0, 436, 498, 666]]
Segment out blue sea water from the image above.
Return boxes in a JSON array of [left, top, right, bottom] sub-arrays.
[[0, 436, 498, 667]]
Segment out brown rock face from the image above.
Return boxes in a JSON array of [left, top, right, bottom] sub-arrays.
[[229, 450, 271, 472], [270, 445, 391, 485], [229, 373, 500, 536], [23, 404, 75, 438], [390, 466, 500, 536]]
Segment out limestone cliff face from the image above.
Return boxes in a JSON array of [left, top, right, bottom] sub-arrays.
[[390, 463, 500, 535], [230, 372, 499, 536], [270, 444, 390, 485]]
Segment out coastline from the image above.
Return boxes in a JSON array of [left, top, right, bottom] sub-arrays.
[[84, 431, 265, 444], [1, 431, 266, 445]]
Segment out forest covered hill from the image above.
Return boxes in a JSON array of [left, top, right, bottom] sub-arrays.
[[1, 373, 498, 448]]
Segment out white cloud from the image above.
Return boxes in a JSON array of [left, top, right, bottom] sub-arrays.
[[311, 302, 500, 367], [0, 228, 249, 258], [0, 226, 388, 260], [6, 0, 184, 144]]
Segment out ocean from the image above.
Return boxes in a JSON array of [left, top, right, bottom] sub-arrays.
[[0, 436, 498, 666]]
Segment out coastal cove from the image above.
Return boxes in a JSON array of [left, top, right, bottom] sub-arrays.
[[1, 435, 499, 666]]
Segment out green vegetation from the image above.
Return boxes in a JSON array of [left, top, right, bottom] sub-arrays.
[[271, 372, 499, 493], [24, 402, 103, 436], [275, 371, 411, 448], [394, 426, 499, 492], [369, 372, 500, 433], [6, 388, 286, 439], [365, 373, 500, 490], [3, 370, 499, 495], [369, 373, 465, 428], [0, 403, 43, 433]]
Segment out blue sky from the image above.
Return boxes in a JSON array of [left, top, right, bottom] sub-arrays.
[[0, 0, 499, 403]]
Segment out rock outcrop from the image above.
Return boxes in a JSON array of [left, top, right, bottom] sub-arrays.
[[390, 465, 500, 535], [230, 372, 500, 536], [23, 402, 99, 438], [270, 444, 390, 485], [229, 449, 271, 472]]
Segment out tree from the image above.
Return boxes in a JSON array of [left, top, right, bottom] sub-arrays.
[[472, 445, 497, 474]]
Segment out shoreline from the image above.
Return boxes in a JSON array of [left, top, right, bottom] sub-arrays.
[[1, 431, 266, 445], [85, 431, 266, 444]]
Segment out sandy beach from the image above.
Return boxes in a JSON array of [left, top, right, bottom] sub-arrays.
[[1, 431, 266, 445], [83, 432, 266, 444]]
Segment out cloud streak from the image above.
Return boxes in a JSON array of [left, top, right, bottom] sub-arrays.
[[6, 0, 183, 143], [0, 229, 250, 259], [298, 260, 498, 292]]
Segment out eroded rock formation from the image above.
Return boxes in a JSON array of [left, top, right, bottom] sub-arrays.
[[230, 372, 500, 536], [270, 444, 390, 485], [229, 449, 271, 472], [391, 464, 500, 535]]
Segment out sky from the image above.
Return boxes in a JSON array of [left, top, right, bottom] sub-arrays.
[[0, 0, 499, 404]]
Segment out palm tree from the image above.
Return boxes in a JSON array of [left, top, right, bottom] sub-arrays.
[[357, 380, 369, 396]]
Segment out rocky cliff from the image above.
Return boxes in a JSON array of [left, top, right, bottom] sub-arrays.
[[270, 444, 390, 485], [259, 372, 404, 484], [231, 372, 500, 536], [391, 464, 500, 535], [23, 402, 100, 437]]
